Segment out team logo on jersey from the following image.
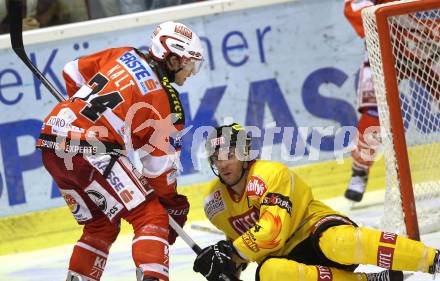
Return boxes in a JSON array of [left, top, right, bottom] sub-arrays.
[[246, 176, 267, 198], [86, 190, 107, 211], [63, 192, 80, 214], [48, 117, 85, 136], [85, 180, 124, 221], [144, 79, 160, 91], [261, 193, 292, 214], [61, 189, 92, 223], [254, 211, 281, 250], [214, 190, 221, 200], [118, 50, 160, 96], [241, 230, 259, 253], [204, 190, 225, 220], [87, 155, 146, 211], [47, 108, 84, 136], [228, 207, 259, 235]]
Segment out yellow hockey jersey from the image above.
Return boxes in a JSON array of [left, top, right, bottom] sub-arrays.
[[203, 160, 343, 262]]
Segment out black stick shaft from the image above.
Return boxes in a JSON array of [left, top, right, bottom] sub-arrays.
[[8, 0, 65, 102], [169, 215, 202, 254]]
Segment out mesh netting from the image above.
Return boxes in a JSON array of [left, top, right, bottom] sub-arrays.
[[362, 0, 440, 236]]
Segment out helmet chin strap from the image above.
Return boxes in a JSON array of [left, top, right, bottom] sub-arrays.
[[163, 55, 187, 82], [146, 55, 177, 82], [159, 60, 177, 82]]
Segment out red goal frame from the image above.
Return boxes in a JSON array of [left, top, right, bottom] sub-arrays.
[[371, 0, 440, 241]]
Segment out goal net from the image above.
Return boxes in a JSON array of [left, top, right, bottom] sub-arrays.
[[362, 0, 440, 240]]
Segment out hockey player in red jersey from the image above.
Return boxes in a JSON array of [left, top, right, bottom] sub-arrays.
[[343, 0, 397, 202], [37, 21, 204, 281], [344, 0, 440, 202], [192, 124, 440, 281]]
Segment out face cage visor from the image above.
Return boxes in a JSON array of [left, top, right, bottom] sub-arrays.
[[208, 144, 251, 166], [208, 146, 250, 187], [181, 57, 204, 75], [207, 146, 235, 180]]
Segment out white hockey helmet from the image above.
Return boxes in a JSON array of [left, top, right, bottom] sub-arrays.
[[150, 21, 204, 75]]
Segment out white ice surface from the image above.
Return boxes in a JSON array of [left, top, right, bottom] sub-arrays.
[[1, 194, 439, 281]]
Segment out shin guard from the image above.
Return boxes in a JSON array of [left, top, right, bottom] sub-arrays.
[[68, 242, 109, 281], [256, 257, 368, 281], [126, 199, 170, 281], [68, 217, 119, 281], [319, 225, 437, 272]]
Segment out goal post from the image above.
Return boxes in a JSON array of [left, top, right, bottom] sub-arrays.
[[362, 0, 440, 240]]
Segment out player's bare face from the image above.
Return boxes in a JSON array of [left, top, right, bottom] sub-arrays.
[[211, 148, 245, 187], [167, 55, 194, 86], [174, 67, 192, 86]]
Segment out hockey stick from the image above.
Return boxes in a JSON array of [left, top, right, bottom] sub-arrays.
[[7, 0, 64, 102], [169, 216, 202, 253], [191, 223, 225, 236]]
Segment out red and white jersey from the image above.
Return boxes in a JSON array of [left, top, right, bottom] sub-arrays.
[[344, 0, 397, 38], [38, 47, 184, 200]]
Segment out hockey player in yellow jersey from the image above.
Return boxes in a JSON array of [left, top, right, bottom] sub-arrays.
[[192, 123, 440, 281]]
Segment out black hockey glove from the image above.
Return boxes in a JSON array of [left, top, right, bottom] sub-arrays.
[[193, 240, 241, 281]]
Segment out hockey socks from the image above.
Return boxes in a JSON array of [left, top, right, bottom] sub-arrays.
[[69, 242, 108, 281], [351, 110, 381, 172]]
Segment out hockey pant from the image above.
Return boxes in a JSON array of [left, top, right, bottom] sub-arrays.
[[42, 150, 170, 281], [351, 108, 381, 172], [357, 50, 376, 110], [257, 225, 437, 281]]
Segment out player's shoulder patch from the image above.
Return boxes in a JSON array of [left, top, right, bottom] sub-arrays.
[[117, 50, 161, 96], [204, 189, 226, 220], [246, 175, 267, 198], [261, 192, 293, 215]]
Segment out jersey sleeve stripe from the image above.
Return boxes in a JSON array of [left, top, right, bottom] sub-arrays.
[[63, 60, 86, 87]]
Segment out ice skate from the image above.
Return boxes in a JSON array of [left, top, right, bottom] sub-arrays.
[[344, 168, 368, 203], [429, 250, 440, 277], [366, 270, 404, 281]]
